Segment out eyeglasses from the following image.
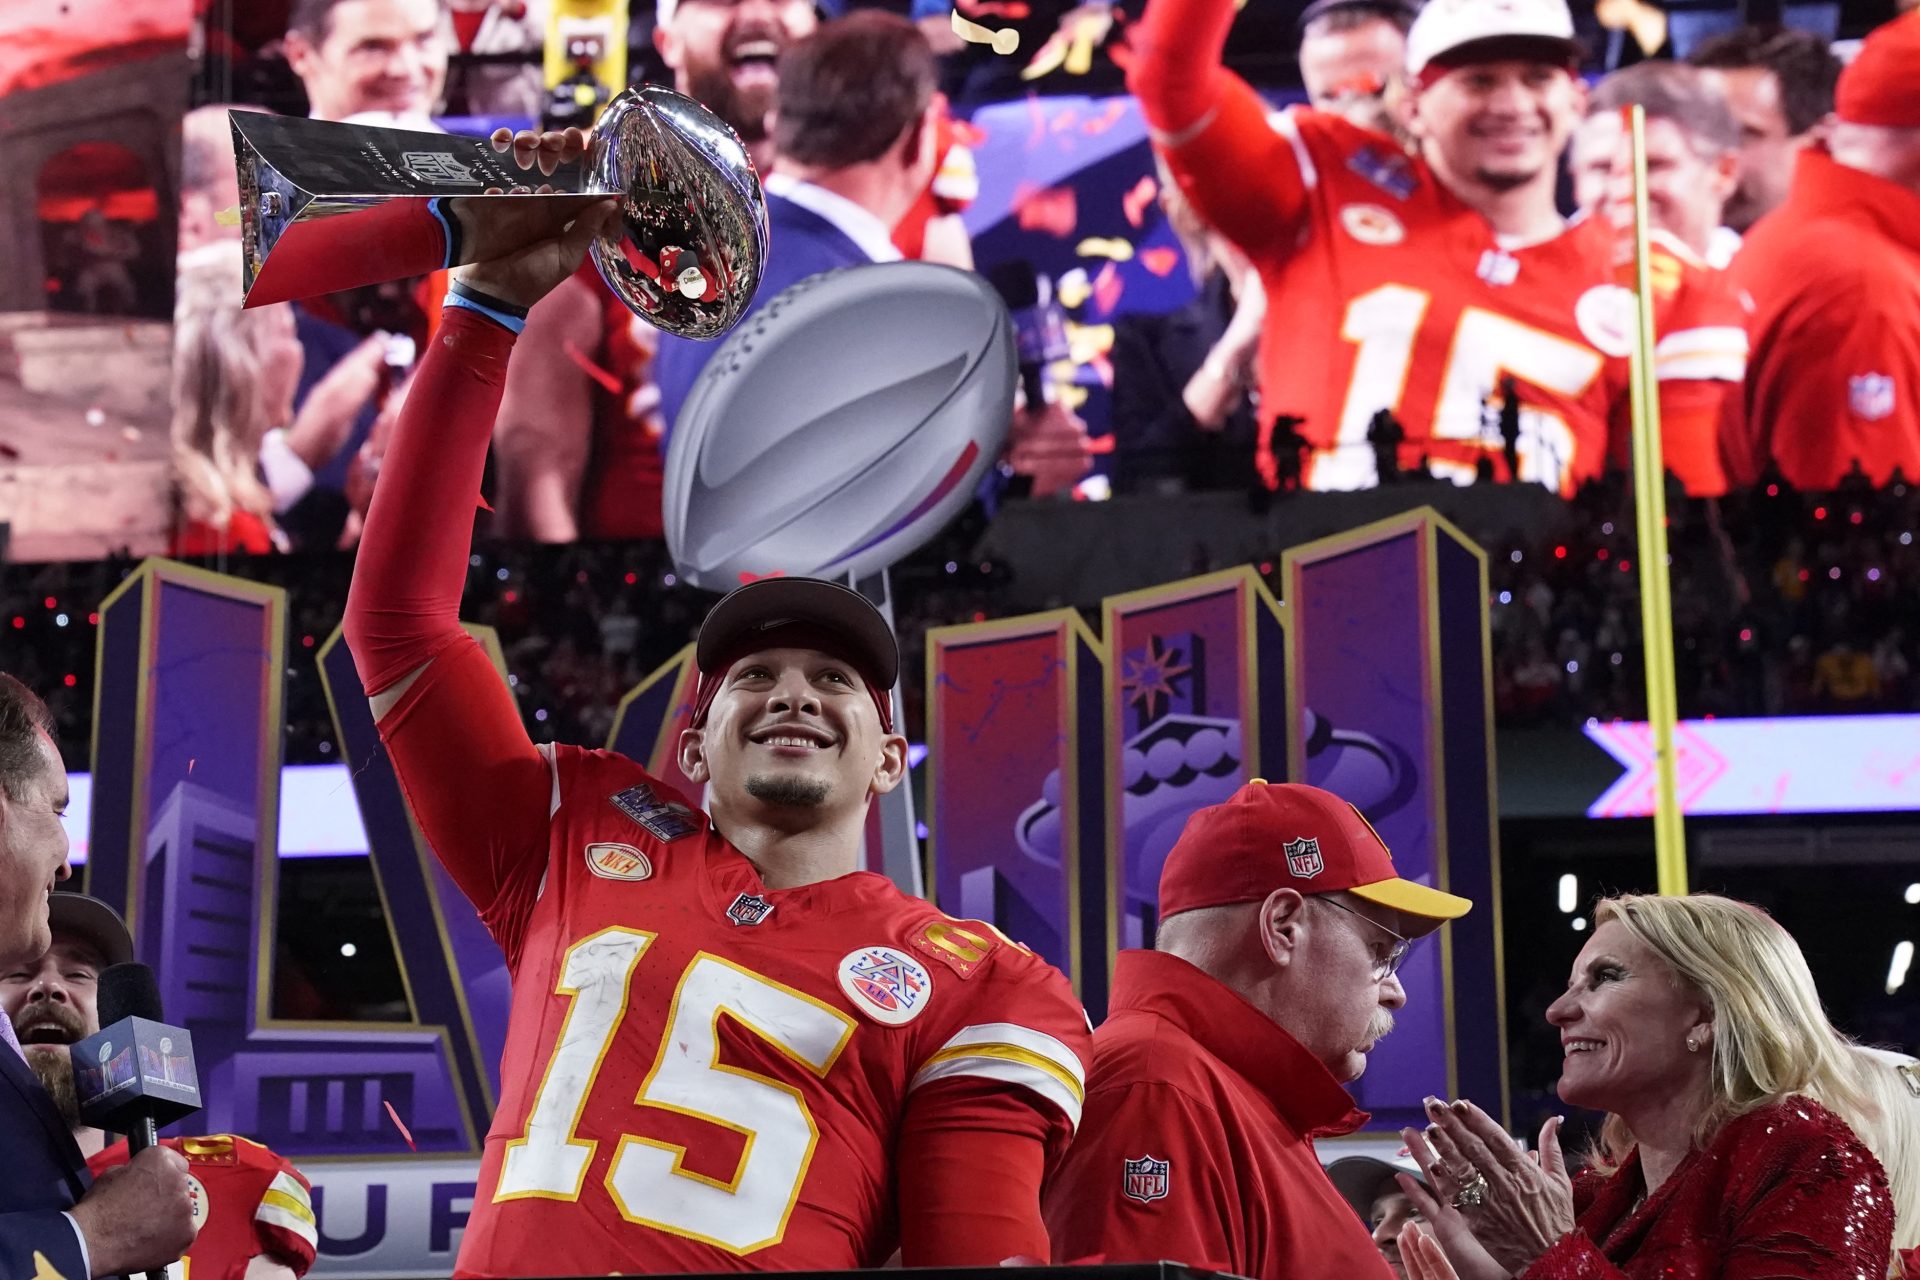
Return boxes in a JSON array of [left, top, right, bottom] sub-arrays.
[[1316, 896, 1413, 980]]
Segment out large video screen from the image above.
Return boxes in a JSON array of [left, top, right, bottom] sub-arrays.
[[0, 0, 1898, 564]]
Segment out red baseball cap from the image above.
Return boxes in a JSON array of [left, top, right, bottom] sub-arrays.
[[1158, 780, 1473, 934], [1836, 12, 1920, 129]]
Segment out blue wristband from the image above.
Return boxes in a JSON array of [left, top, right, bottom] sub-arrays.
[[444, 292, 527, 334], [428, 197, 459, 270]]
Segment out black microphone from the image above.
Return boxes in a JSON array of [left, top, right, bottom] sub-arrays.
[[985, 259, 1069, 410], [72, 963, 202, 1154]]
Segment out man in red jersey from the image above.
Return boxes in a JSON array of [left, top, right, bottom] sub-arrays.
[[1126, 0, 1748, 495], [1727, 11, 1920, 492], [340, 131, 1090, 1276], [1044, 781, 1472, 1277], [489, 0, 819, 542], [3, 895, 318, 1280]]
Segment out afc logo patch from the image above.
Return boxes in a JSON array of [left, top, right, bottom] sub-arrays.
[[1285, 836, 1324, 879], [837, 946, 933, 1026], [585, 842, 653, 882], [1123, 1155, 1171, 1203], [609, 784, 702, 842], [727, 892, 775, 926], [1850, 373, 1896, 422]]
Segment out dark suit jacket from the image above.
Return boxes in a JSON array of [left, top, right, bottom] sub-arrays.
[[652, 190, 876, 441], [0, 1046, 92, 1278], [1109, 269, 1261, 493]]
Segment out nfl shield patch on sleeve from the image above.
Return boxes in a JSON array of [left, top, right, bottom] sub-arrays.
[[1123, 1155, 1171, 1203]]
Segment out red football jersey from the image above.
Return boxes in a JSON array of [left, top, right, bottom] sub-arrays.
[[89, 1134, 317, 1280], [453, 745, 1090, 1276], [1155, 80, 1747, 495], [573, 261, 668, 541]]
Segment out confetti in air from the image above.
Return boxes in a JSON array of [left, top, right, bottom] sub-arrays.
[[951, 9, 1019, 54], [384, 1099, 418, 1150]]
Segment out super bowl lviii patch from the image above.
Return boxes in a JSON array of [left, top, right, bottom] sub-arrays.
[[837, 946, 934, 1026], [609, 784, 702, 842], [1123, 1155, 1171, 1203]]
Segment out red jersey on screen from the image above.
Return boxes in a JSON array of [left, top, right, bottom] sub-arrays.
[[1155, 87, 1747, 495], [452, 745, 1089, 1276], [894, 116, 981, 260], [574, 261, 667, 540], [89, 1134, 318, 1280], [1724, 150, 1920, 491]]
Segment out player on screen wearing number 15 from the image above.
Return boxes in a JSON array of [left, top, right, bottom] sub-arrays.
[[339, 131, 1090, 1277], [1129, 0, 1750, 495]]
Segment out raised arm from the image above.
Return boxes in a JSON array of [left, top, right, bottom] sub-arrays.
[[1126, 0, 1314, 259], [340, 127, 619, 932]]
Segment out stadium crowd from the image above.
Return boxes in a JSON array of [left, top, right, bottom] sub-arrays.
[[4, 467, 1918, 769]]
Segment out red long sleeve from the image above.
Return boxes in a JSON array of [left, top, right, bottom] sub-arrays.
[[341, 305, 552, 933], [896, 1076, 1066, 1265], [344, 305, 512, 694], [1124, 0, 1235, 137]]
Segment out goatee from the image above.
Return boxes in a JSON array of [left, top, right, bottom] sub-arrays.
[[746, 774, 831, 807]]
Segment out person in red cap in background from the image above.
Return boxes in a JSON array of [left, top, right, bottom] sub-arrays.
[[1043, 780, 1472, 1278], [1726, 10, 1920, 492]]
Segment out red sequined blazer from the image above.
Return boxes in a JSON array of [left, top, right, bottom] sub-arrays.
[[1522, 1098, 1893, 1279]]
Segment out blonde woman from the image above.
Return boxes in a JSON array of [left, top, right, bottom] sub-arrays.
[[170, 246, 387, 556], [1396, 893, 1893, 1279], [1841, 1044, 1920, 1276]]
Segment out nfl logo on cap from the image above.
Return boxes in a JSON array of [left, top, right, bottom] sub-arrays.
[[1286, 836, 1325, 879], [1123, 1155, 1171, 1203]]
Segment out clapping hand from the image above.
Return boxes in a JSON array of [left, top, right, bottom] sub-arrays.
[[1402, 1098, 1575, 1276]]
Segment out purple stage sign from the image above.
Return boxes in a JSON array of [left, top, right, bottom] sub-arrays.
[[925, 511, 1501, 1132], [84, 507, 1497, 1186]]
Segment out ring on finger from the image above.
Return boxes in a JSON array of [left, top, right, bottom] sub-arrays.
[[1451, 1171, 1490, 1210]]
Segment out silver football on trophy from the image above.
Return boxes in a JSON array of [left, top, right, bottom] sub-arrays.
[[230, 85, 766, 339]]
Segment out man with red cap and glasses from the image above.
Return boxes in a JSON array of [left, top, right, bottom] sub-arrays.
[[1044, 780, 1472, 1277], [1126, 0, 1750, 496], [1726, 11, 1920, 492], [340, 138, 1088, 1275]]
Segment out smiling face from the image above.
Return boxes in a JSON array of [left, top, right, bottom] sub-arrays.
[[1412, 58, 1585, 197], [1546, 918, 1713, 1114], [680, 646, 906, 826], [0, 731, 71, 969], [655, 0, 818, 146], [3, 936, 104, 1048], [287, 0, 448, 122]]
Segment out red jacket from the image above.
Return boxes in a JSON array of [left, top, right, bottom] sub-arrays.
[[1043, 950, 1392, 1279], [1521, 1098, 1893, 1279], [1728, 150, 1920, 490]]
